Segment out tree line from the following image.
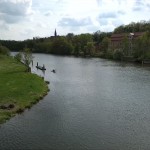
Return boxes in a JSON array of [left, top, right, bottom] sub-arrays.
[[0, 20, 150, 61]]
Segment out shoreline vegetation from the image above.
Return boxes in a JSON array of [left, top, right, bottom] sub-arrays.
[[0, 20, 150, 62], [0, 55, 49, 124]]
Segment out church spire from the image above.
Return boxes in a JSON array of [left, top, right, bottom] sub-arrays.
[[54, 29, 57, 37]]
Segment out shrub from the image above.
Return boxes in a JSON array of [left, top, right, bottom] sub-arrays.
[[113, 49, 124, 60], [106, 49, 113, 59], [0, 45, 10, 56]]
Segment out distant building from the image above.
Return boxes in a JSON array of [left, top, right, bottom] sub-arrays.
[[110, 32, 145, 50], [54, 29, 57, 37], [49, 29, 58, 39]]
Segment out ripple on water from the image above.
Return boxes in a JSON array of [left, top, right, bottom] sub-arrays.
[[1, 53, 150, 150]]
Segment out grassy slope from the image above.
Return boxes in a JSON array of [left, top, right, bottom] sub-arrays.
[[0, 55, 49, 123]]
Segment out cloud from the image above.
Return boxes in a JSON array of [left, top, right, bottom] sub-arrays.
[[44, 11, 53, 16], [132, 0, 145, 11], [58, 17, 92, 27], [112, 19, 124, 27], [98, 19, 108, 26], [147, 3, 150, 9], [99, 12, 117, 19], [96, 0, 102, 5], [36, 23, 47, 28], [20, 28, 35, 39], [0, 0, 33, 23], [97, 0, 127, 6], [97, 12, 117, 26], [117, 10, 126, 15], [0, 14, 25, 23], [0, 22, 10, 30], [1, 0, 150, 40], [97, 9, 125, 30]]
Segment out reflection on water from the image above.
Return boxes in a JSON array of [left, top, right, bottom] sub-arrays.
[[1, 53, 150, 150]]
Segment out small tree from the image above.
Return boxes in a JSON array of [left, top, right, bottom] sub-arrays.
[[22, 48, 33, 71], [86, 42, 95, 56], [121, 35, 129, 56], [133, 32, 150, 60], [14, 52, 22, 62], [74, 42, 81, 56], [101, 37, 111, 57]]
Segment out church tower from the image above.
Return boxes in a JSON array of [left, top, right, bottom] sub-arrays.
[[54, 29, 57, 37]]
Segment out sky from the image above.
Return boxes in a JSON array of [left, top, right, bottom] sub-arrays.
[[0, 0, 150, 40]]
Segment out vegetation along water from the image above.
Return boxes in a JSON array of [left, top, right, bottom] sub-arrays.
[[0, 50, 49, 124], [0, 20, 150, 62]]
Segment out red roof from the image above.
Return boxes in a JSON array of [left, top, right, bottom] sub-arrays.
[[111, 32, 145, 42]]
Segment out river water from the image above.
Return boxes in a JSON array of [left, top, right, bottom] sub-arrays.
[[1, 54, 150, 150]]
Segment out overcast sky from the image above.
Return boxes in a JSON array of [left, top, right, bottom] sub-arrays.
[[0, 0, 150, 40]]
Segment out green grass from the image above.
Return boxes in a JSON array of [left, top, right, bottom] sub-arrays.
[[0, 55, 49, 124]]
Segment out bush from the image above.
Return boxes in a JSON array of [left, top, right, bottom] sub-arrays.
[[113, 49, 124, 60], [0, 45, 10, 56], [144, 51, 150, 59], [106, 49, 113, 59]]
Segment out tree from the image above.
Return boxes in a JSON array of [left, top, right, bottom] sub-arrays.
[[101, 37, 111, 54], [133, 31, 150, 60], [50, 37, 73, 55], [78, 34, 93, 56], [121, 35, 129, 56], [66, 33, 74, 42], [14, 52, 22, 62], [93, 30, 101, 44], [86, 42, 95, 56], [114, 20, 150, 33], [74, 42, 81, 56], [22, 48, 33, 71]]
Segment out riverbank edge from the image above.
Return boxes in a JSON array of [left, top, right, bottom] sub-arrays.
[[31, 51, 149, 64], [0, 56, 50, 124]]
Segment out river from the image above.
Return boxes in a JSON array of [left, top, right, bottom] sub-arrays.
[[1, 53, 150, 150]]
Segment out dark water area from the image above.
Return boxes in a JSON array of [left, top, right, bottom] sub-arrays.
[[1, 53, 150, 150]]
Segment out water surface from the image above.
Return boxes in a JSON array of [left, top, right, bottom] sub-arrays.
[[1, 54, 150, 150]]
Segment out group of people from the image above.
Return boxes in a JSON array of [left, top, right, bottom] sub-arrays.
[[36, 62, 55, 73]]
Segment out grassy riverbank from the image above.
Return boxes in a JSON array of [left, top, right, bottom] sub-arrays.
[[0, 55, 49, 124]]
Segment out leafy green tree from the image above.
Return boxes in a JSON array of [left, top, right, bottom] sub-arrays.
[[93, 30, 101, 44], [78, 34, 93, 56], [114, 20, 150, 33], [34, 42, 51, 53], [121, 35, 129, 56], [22, 48, 33, 71], [72, 35, 81, 56], [101, 37, 111, 55], [74, 42, 81, 56], [66, 33, 74, 42], [86, 42, 95, 56], [50, 37, 73, 55], [133, 31, 150, 60], [14, 52, 22, 62]]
